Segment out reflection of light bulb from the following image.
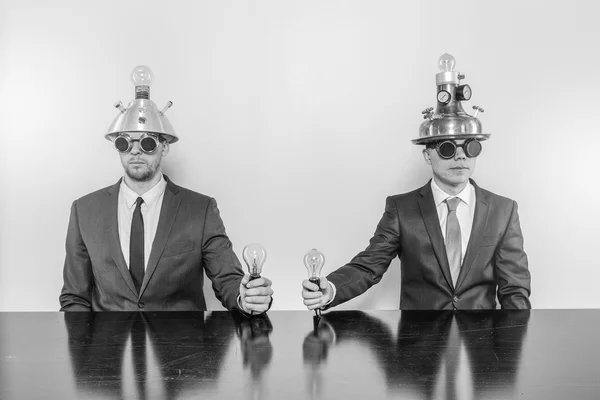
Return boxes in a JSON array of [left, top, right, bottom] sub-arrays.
[[131, 65, 154, 87], [438, 53, 456, 72], [303, 249, 325, 285], [243, 243, 267, 280]]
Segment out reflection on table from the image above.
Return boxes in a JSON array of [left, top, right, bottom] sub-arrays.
[[65, 311, 274, 400], [1, 310, 600, 399], [303, 310, 529, 399], [65, 312, 239, 399]]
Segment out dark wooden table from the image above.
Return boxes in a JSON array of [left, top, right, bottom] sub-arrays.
[[1, 310, 599, 399]]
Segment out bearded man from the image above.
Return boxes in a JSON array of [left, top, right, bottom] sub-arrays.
[[59, 66, 273, 313]]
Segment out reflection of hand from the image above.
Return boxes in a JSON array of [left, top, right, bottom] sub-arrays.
[[237, 315, 273, 339], [237, 317, 273, 379], [302, 320, 335, 365], [240, 274, 274, 314], [301, 277, 333, 310]]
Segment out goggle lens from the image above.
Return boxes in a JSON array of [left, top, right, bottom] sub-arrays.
[[465, 139, 482, 158], [438, 141, 456, 158], [140, 136, 158, 153], [114, 136, 131, 153]]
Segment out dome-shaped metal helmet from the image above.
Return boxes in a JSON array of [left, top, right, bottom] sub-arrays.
[[105, 65, 178, 144]]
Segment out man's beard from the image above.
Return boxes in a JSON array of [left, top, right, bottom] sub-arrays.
[[125, 162, 157, 182]]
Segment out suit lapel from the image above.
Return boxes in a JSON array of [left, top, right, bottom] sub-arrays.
[[106, 179, 138, 297], [140, 177, 182, 297], [455, 180, 489, 290], [418, 181, 454, 290]]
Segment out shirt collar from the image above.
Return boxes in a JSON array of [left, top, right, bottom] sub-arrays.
[[430, 179, 475, 208], [120, 174, 167, 210]]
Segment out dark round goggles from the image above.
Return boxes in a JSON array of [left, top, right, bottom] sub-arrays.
[[429, 139, 482, 159], [114, 133, 162, 154]]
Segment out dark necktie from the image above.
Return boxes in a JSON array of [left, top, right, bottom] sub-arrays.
[[130, 197, 145, 294], [445, 197, 462, 287]]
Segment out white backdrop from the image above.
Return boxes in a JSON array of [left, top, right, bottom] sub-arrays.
[[0, 0, 598, 311]]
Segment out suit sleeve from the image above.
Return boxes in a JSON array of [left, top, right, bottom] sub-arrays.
[[495, 200, 531, 309], [59, 201, 93, 311], [201, 198, 246, 312], [326, 196, 401, 308]]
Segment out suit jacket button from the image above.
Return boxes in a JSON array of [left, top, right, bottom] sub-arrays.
[[452, 296, 458, 303], [138, 301, 145, 309]]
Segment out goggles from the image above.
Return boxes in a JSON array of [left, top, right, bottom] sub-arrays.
[[428, 139, 482, 159], [114, 133, 163, 154]]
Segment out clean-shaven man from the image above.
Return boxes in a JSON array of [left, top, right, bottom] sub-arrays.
[[302, 54, 530, 310]]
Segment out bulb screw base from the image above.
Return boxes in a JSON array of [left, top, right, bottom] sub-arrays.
[[135, 85, 150, 100]]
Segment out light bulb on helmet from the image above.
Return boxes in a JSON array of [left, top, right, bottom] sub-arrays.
[[438, 53, 456, 72], [131, 65, 154, 99]]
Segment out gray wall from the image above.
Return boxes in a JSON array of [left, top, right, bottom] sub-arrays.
[[1, 0, 598, 310]]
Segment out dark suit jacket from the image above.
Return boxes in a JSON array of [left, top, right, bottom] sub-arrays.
[[59, 176, 245, 312], [327, 179, 531, 310]]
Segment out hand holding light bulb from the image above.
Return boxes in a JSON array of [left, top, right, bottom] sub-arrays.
[[240, 243, 274, 315], [301, 249, 333, 313]]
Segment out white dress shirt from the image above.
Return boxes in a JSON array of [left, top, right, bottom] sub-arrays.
[[430, 179, 476, 264], [118, 175, 167, 270]]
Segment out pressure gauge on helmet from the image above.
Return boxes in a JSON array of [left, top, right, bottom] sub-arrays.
[[437, 89, 451, 104], [456, 85, 472, 101]]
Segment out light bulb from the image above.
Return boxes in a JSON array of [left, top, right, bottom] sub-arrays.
[[131, 65, 154, 87], [303, 249, 325, 286], [243, 243, 267, 280], [438, 53, 456, 72]]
